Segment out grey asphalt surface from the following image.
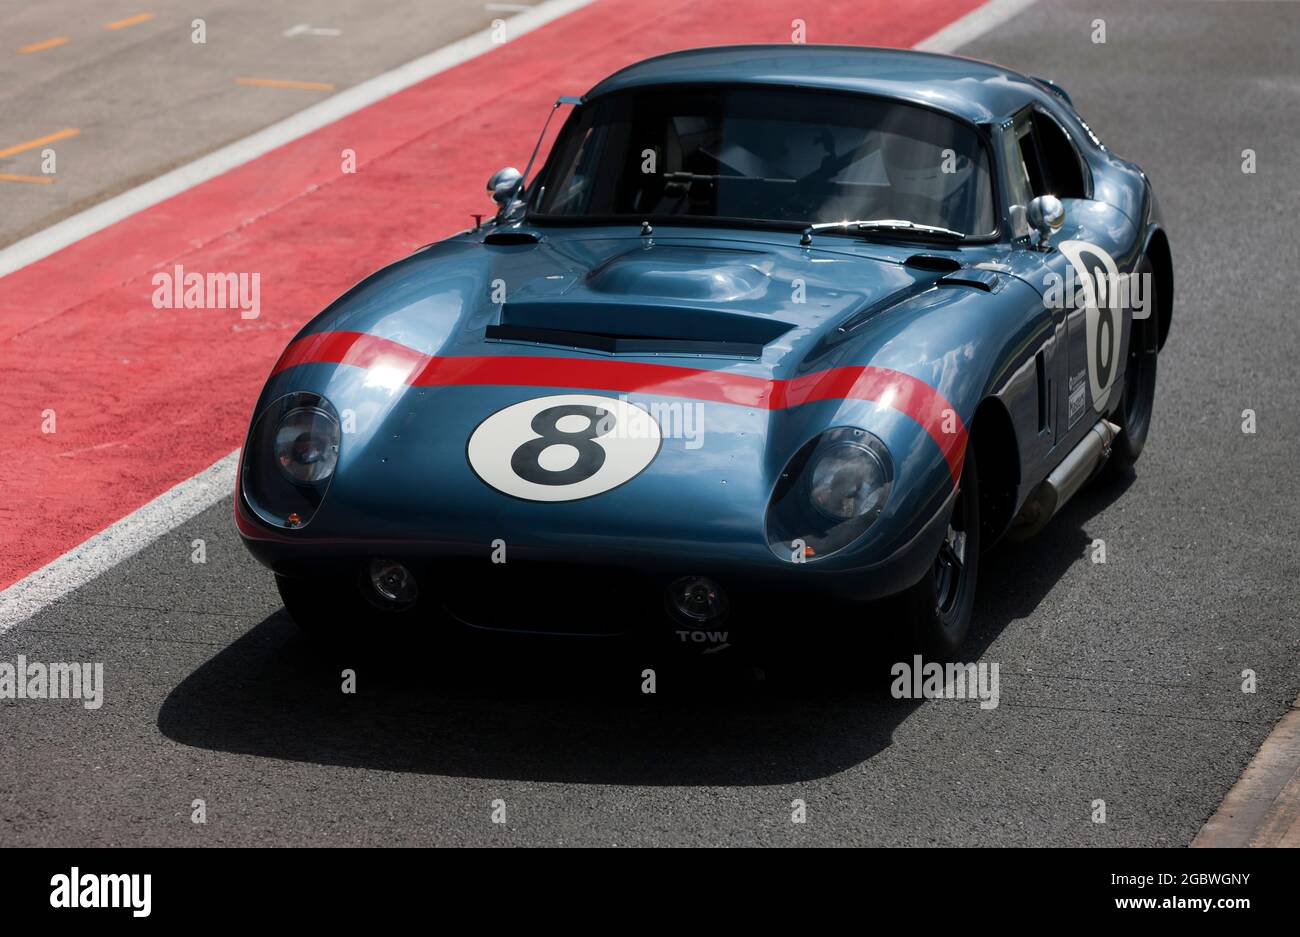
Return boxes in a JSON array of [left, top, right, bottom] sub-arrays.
[[2, 0, 1299, 846], [0, 0, 537, 247]]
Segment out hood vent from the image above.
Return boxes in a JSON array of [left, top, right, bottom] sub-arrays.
[[485, 299, 792, 358], [904, 253, 962, 273], [903, 255, 1001, 292], [936, 268, 1001, 293], [485, 324, 765, 358], [483, 230, 541, 246]]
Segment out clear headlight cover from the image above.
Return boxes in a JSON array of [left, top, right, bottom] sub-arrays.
[[274, 407, 340, 485], [809, 441, 891, 521], [766, 427, 893, 562], [241, 392, 341, 529]]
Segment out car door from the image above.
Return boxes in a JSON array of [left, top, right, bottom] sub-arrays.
[[998, 106, 1137, 455], [988, 112, 1071, 485]]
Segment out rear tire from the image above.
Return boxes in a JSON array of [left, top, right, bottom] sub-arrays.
[[1102, 256, 1159, 480], [896, 443, 981, 661]]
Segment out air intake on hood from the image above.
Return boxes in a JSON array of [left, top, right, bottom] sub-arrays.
[[485, 324, 766, 357], [904, 253, 963, 273], [483, 230, 541, 245], [936, 268, 1000, 292], [485, 300, 792, 357]]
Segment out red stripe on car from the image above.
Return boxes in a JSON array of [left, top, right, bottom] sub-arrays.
[[272, 330, 967, 483]]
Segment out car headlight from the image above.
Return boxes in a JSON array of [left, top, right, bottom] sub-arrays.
[[241, 392, 341, 529], [765, 427, 893, 562], [808, 441, 891, 521], [274, 406, 339, 485]]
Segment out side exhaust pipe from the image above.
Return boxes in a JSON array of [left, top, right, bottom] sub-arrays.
[[1008, 419, 1120, 541]]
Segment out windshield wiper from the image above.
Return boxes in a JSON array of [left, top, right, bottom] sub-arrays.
[[801, 219, 966, 246], [662, 171, 797, 184]]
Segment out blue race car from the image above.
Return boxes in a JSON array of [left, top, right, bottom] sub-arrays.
[[237, 45, 1172, 659]]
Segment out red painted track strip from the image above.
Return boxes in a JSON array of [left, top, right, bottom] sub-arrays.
[[272, 330, 968, 482], [0, 0, 984, 590]]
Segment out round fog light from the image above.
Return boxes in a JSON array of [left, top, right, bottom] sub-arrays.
[[667, 576, 728, 623], [367, 558, 418, 607]]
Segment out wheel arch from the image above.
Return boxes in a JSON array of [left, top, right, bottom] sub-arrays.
[[970, 396, 1020, 548], [1143, 227, 1174, 351]]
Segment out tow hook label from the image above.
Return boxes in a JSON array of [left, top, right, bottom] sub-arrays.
[[675, 629, 731, 653]]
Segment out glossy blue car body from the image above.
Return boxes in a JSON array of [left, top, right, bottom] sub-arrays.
[[238, 46, 1172, 635]]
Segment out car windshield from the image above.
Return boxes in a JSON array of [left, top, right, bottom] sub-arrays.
[[529, 86, 996, 237]]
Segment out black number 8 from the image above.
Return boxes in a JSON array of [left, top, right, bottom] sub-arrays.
[[510, 405, 613, 486], [1094, 303, 1116, 392]]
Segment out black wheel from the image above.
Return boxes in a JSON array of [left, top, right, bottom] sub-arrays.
[[1102, 255, 1159, 479], [897, 443, 981, 661]]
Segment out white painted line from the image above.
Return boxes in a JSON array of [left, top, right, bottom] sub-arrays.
[[913, 0, 1038, 52], [0, 0, 1033, 634], [0, 452, 239, 635], [0, 0, 596, 280], [284, 24, 343, 38]]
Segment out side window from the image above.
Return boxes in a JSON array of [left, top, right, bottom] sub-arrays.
[[1016, 120, 1048, 197], [543, 126, 596, 212], [996, 122, 1034, 238], [1031, 110, 1087, 198]]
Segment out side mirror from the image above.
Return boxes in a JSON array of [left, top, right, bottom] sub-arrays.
[[1026, 195, 1064, 250], [487, 167, 523, 207]]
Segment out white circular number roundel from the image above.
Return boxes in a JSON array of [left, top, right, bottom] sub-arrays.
[[1059, 239, 1123, 412], [467, 394, 662, 501]]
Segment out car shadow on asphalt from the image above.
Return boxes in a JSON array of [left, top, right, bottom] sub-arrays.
[[157, 475, 1133, 786]]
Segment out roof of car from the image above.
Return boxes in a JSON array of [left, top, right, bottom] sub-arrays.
[[583, 45, 1049, 124]]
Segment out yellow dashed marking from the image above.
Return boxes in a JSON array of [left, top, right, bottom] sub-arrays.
[[19, 36, 71, 54], [0, 173, 55, 185], [105, 13, 155, 30], [0, 128, 80, 160], [235, 77, 335, 91]]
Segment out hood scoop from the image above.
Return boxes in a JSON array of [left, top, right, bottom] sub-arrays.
[[486, 299, 791, 358], [485, 324, 768, 357], [586, 245, 770, 301]]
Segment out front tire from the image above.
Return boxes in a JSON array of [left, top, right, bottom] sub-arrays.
[[896, 443, 981, 661]]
